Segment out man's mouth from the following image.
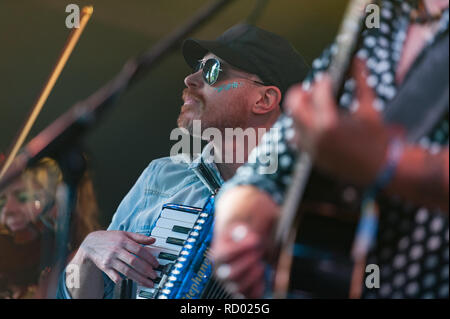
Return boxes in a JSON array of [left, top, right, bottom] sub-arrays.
[[183, 96, 199, 106], [182, 89, 203, 108]]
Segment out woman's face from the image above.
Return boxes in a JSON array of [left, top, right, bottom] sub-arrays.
[[0, 178, 47, 235]]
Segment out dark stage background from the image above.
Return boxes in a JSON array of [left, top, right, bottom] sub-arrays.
[[0, 0, 349, 227]]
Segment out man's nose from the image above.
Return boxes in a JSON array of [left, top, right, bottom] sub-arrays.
[[184, 70, 204, 89]]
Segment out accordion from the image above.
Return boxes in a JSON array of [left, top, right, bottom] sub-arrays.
[[134, 196, 231, 299]]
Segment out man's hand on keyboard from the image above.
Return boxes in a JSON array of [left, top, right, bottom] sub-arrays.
[[78, 230, 160, 288]]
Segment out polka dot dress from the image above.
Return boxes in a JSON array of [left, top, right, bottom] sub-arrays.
[[219, 0, 449, 298]]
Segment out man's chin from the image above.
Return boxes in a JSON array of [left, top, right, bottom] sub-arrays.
[[177, 116, 209, 139], [177, 116, 195, 135]]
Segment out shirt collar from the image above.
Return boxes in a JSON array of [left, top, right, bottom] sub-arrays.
[[188, 142, 224, 194]]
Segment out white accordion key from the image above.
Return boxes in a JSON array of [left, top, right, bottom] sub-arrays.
[[152, 235, 184, 254], [161, 208, 198, 224], [156, 217, 194, 230], [151, 226, 189, 241]]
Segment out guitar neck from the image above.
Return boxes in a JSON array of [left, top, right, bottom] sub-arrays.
[[329, 0, 374, 96], [271, 0, 374, 297]]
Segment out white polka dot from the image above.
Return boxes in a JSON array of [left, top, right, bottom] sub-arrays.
[[376, 48, 389, 60], [312, 59, 323, 69], [384, 86, 396, 99], [382, 8, 392, 19], [398, 237, 410, 250], [367, 75, 379, 87], [394, 254, 407, 269], [401, 2, 411, 13], [364, 36, 377, 48], [393, 273, 406, 287], [285, 128, 295, 141], [340, 93, 353, 106], [430, 217, 444, 233], [415, 208, 429, 224], [392, 52, 402, 62], [427, 236, 442, 251], [378, 37, 389, 48], [357, 49, 369, 59], [406, 282, 419, 296], [277, 142, 287, 154], [280, 154, 291, 168], [412, 226, 426, 242], [282, 116, 293, 127], [407, 263, 421, 279], [393, 40, 404, 53], [376, 60, 391, 73], [367, 58, 378, 69], [373, 99, 385, 112], [376, 84, 386, 96], [410, 245, 424, 260], [344, 79, 356, 91], [380, 23, 391, 34], [381, 72, 394, 84]]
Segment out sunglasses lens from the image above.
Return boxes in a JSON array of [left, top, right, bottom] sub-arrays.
[[203, 59, 221, 85]]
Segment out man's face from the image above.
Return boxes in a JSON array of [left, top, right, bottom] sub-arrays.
[[178, 53, 262, 137]]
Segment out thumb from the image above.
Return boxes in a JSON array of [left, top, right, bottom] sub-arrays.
[[124, 232, 156, 244]]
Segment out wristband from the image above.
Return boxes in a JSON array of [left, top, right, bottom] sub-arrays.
[[367, 136, 405, 197], [352, 136, 405, 261]]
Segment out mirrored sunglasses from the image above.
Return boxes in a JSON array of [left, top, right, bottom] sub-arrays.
[[193, 58, 265, 86]]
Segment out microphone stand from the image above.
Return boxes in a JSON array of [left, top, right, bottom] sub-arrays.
[[0, 0, 235, 298]]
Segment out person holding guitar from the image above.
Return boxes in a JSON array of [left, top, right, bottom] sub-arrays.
[[212, 0, 449, 299], [57, 24, 310, 299]]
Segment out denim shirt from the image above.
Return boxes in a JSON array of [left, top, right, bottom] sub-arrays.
[[57, 146, 224, 299]]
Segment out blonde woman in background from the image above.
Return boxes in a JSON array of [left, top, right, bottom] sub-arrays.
[[0, 157, 100, 298]]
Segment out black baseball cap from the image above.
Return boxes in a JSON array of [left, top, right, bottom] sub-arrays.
[[182, 23, 310, 101]]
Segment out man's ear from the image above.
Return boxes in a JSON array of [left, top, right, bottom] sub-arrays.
[[253, 86, 282, 114]]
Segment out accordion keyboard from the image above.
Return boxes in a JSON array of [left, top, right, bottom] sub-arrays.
[[136, 204, 204, 299]]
